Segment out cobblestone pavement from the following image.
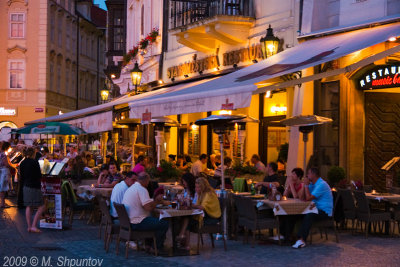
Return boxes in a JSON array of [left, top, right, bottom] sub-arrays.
[[1, 197, 400, 267]]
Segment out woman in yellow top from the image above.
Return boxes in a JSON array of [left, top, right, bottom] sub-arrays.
[[177, 177, 221, 250]]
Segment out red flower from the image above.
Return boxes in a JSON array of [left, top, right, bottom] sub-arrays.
[[157, 167, 163, 173]]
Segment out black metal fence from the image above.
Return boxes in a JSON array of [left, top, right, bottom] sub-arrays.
[[169, 0, 254, 29]]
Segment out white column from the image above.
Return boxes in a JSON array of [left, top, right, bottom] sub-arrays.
[[154, 130, 164, 167], [237, 129, 246, 164]]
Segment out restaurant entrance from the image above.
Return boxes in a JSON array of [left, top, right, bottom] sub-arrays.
[[365, 92, 400, 191], [259, 115, 286, 165]]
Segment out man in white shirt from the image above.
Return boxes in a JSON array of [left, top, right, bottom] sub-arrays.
[[191, 154, 208, 177], [122, 172, 169, 250], [109, 172, 137, 219]]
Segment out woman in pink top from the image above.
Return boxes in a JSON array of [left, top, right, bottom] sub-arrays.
[[132, 155, 146, 174]]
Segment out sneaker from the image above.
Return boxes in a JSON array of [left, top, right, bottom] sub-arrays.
[[292, 239, 306, 249], [269, 235, 284, 241], [127, 241, 137, 250]]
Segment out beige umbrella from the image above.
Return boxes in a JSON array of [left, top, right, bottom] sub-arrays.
[[280, 115, 333, 171]]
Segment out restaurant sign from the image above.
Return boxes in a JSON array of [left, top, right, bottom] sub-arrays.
[[358, 64, 400, 90], [0, 107, 16, 116]]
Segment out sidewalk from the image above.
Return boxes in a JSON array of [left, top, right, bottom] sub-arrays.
[[1, 197, 400, 267]]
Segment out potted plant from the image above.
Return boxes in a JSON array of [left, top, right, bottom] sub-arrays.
[[147, 159, 182, 182], [327, 166, 346, 187]]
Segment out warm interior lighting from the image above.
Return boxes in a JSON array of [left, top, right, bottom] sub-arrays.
[[271, 105, 287, 114], [110, 74, 116, 79], [5, 147, 12, 155], [130, 62, 143, 87], [158, 80, 163, 84], [218, 110, 232, 115], [58, 110, 63, 115], [191, 124, 199, 131], [100, 89, 110, 101], [389, 37, 397, 42], [121, 115, 125, 120], [265, 91, 272, 98]]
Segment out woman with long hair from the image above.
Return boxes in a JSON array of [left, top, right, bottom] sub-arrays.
[[0, 142, 18, 208], [177, 177, 221, 250], [20, 147, 45, 232], [181, 172, 196, 200]]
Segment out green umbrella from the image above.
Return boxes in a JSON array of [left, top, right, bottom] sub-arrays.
[[13, 122, 86, 135]]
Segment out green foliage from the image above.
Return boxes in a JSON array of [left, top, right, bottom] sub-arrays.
[[146, 159, 182, 182], [327, 166, 346, 187], [226, 158, 263, 177]]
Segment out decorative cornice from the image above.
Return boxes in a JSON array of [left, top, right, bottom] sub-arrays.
[[7, 45, 27, 54], [7, 0, 28, 6]]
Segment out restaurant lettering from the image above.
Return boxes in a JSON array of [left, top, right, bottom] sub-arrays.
[[358, 64, 400, 90], [0, 107, 16, 116], [167, 55, 219, 79], [222, 44, 264, 66], [167, 44, 264, 79]]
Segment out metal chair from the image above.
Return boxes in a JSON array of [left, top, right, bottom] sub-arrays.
[[98, 198, 119, 252], [233, 195, 280, 247], [114, 203, 158, 258], [353, 190, 391, 238], [338, 189, 357, 233]]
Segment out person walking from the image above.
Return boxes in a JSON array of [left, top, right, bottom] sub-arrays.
[[20, 147, 45, 233], [0, 142, 18, 208]]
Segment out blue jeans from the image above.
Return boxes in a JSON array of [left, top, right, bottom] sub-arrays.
[[131, 217, 169, 249]]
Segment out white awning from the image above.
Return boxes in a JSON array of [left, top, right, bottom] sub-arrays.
[[66, 111, 113, 134], [129, 22, 400, 118]]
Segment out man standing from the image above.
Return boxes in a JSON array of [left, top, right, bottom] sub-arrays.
[[109, 172, 137, 219], [191, 154, 208, 177], [122, 172, 169, 252], [292, 167, 333, 248], [256, 162, 280, 195]]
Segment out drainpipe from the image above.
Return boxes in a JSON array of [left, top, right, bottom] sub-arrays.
[[159, 0, 169, 80]]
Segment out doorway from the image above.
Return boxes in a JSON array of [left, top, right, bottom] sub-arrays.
[[365, 92, 400, 191], [259, 115, 286, 165]]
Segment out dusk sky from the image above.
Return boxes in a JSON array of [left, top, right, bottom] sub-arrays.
[[93, 0, 107, 10]]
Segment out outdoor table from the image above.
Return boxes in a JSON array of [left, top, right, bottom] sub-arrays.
[[155, 207, 203, 256], [257, 198, 318, 216], [365, 192, 400, 234], [76, 185, 113, 199]]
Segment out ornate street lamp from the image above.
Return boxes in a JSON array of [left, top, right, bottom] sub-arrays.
[[100, 86, 110, 103], [260, 25, 280, 58], [130, 62, 143, 95]]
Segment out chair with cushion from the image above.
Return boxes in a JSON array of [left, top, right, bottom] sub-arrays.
[[98, 198, 120, 252], [114, 203, 158, 258], [62, 180, 94, 226], [233, 195, 280, 247], [192, 197, 227, 253], [353, 190, 391, 238]]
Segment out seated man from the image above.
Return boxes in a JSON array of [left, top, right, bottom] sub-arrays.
[[191, 154, 208, 177], [109, 172, 137, 219], [255, 162, 280, 195], [292, 167, 333, 248], [122, 172, 169, 251], [100, 163, 122, 188], [132, 155, 146, 174]]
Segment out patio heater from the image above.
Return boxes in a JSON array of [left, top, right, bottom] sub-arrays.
[[280, 115, 333, 172], [231, 116, 259, 164], [151, 117, 180, 167], [116, 118, 141, 166]]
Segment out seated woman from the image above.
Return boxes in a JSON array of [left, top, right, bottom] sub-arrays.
[[177, 177, 221, 250], [283, 168, 304, 199], [96, 164, 109, 186], [176, 155, 189, 172], [181, 172, 197, 203]]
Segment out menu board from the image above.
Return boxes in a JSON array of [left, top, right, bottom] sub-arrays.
[[40, 177, 62, 229], [49, 162, 66, 176], [39, 160, 55, 175], [188, 127, 200, 156]]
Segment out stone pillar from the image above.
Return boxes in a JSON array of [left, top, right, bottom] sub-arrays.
[[101, 132, 109, 163], [237, 128, 246, 164], [63, 136, 67, 156], [154, 130, 164, 167]]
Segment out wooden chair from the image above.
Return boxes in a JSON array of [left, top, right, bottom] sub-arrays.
[[98, 198, 120, 252], [192, 197, 227, 254], [233, 195, 280, 247], [114, 203, 158, 258], [353, 190, 391, 238], [62, 181, 94, 226]]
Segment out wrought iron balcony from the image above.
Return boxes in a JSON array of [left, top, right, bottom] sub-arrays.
[[169, 0, 254, 29]]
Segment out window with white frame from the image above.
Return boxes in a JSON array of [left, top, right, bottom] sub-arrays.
[[9, 60, 25, 89], [57, 64, 61, 93], [10, 13, 25, 38]]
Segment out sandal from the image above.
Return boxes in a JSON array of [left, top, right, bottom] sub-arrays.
[[29, 228, 42, 233]]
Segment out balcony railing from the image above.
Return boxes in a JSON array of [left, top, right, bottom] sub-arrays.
[[169, 0, 254, 29]]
